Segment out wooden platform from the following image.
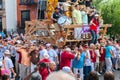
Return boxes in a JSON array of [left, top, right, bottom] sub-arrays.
[[25, 19, 112, 47]]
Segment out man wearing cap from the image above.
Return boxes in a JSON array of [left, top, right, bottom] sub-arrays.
[[3, 50, 16, 78], [39, 44, 48, 60], [51, 7, 61, 23], [60, 47, 75, 69], [46, 43, 59, 64]]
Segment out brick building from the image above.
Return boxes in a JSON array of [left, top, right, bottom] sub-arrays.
[[17, 0, 38, 32], [17, 0, 48, 33]]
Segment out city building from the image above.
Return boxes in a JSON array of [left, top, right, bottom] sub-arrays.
[[17, 0, 38, 33], [0, 0, 17, 33], [5, 0, 17, 32], [0, 0, 6, 32], [17, 0, 47, 33]]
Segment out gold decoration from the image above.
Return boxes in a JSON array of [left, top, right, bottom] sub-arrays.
[[46, 0, 58, 19]]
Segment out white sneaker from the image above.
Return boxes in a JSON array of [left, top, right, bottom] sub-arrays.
[[100, 71, 102, 73], [97, 72, 101, 76], [112, 69, 116, 72]]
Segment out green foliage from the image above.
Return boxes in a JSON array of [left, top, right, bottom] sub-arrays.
[[93, 0, 120, 35]]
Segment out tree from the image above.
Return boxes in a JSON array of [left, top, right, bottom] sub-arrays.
[[93, 0, 120, 37]]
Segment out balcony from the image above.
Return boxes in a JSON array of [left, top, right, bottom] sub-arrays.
[[20, 0, 37, 6]]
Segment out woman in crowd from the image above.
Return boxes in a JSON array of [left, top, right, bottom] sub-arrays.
[[72, 46, 86, 80], [89, 44, 96, 71], [89, 14, 99, 44]]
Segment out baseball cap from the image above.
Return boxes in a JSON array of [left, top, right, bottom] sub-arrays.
[[0, 61, 3, 67], [95, 14, 99, 17], [4, 50, 11, 55], [43, 53, 49, 59], [62, 66, 71, 73], [46, 43, 51, 47], [65, 47, 71, 52]]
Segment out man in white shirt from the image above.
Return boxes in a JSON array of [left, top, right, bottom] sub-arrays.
[[39, 43, 48, 60], [0, 44, 4, 61], [4, 50, 16, 78], [83, 45, 92, 80], [46, 43, 59, 64]]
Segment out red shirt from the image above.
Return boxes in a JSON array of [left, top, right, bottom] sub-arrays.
[[90, 18, 99, 33], [60, 51, 75, 69], [39, 67, 49, 80], [39, 59, 50, 80], [99, 47, 105, 62], [90, 49, 96, 63]]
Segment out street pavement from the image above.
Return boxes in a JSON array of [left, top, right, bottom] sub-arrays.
[[99, 70, 120, 80]]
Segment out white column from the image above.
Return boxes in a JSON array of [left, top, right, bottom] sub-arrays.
[[5, 0, 17, 33]]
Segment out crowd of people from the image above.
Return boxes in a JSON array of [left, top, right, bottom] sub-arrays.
[[0, 33, 120, 80], [51, 0, 103, 43], [0, 0, 120, 80]]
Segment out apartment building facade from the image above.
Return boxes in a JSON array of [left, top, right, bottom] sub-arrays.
[[0, 0, 17, 32], [17, 0, 48, 33], [17, 0, 38, 30], [0, 0, 6, 32]]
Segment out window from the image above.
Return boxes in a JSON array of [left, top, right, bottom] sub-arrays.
[[38, 0, 47, 19], [20, 0, 26, 3], [21, 10, 30, 29], [0, 17, 2, 31], [0, 0, 2, 9], [20, 0, 34, 4]]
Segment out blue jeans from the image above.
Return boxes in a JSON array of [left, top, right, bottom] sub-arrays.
[[84, 66, 91, 80], [111, 57, 117, 68], [90, 30, 97, 44]]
